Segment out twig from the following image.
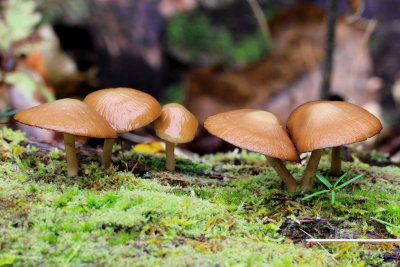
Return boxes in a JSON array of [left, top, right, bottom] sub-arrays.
[[246, 0, 274, 50], [307, 239, 400, 243], [298, 228, 338, 264], [347, 19, 377, 96], [320, 0, 339, 100]]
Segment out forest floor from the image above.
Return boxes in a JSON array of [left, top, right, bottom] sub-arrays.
[[0, 128, 399, 266]]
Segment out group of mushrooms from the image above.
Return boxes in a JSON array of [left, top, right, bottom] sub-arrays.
[[205, 102, 382, 191], [13, 87, 382, 192], [14, 88, 198, 176]]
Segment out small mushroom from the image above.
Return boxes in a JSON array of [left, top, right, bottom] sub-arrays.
[[84, 87, 161, 168], [287, 101, 382, 189], [204, 109, 300, 192], [154, 103, 198, 172], [14, 99, 116, 177]]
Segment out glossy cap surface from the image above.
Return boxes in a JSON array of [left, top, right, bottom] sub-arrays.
[[154, 103, 198, 143], [204, 109, 299, 162], [84, 87, 161, 133], [287, 101, 383, 152], [14, 99, 117, 138]]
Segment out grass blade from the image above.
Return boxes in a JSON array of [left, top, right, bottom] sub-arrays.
[[336, 173, 365, 190], [301, 189, 330, 201], [333, 172, 348, 187], [316, 173, 331, 188], [371, 217, 400, 229]]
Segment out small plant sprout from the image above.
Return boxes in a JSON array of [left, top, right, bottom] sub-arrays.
[[302, 172, 365, 217], [84, 88, 161, 168], [204, 109, 300, 192], [287, 101, 382, 189], [154, 103, 198, 172], [14, 99, 116, 177]]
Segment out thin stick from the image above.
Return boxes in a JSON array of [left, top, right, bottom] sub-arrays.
[[301, 149, 323, 189], [102, 138, 115, 168], [330, 146, 341, 176], [165, 141, 175, 172], [298, 228, 338, 264], [246, 0, 274, 50], [320, 0, 339, 100], [63, 133, 78, 177], [347, 19, 377, 96], [266, 156, 298, 192], [307, 239, 400, 243]]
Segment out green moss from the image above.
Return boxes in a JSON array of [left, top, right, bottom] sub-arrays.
[[0, 128, 399, 266]]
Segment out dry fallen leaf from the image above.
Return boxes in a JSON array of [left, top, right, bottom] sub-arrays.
[[132, 141, 165, 153]]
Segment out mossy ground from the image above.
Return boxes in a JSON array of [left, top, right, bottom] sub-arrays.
[[0, 128, 399, 266]]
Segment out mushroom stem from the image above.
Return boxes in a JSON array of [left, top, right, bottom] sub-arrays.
[[300, 149, 323, 189], [266, 156, 299, 192], [102, 138, 115, 168], [330, 146, 341, 176], [165, 141, 175, 171], [63, 133, 78, 177]]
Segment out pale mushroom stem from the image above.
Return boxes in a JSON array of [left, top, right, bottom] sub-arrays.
[[63, 133, 78, 177], [300, 149, 323, 189], [165, 141, 175, 172], [330, 146, 341, 176], [102, 138, 115, 168], [266, 156, 299, 192]]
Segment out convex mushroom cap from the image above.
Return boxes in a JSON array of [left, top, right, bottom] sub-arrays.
[[83, 87, 161, 133], [287, 101, 383, 152], [14, 98, 116, 138], [154, 103, 198, 143], [204, 109, 299, 162]]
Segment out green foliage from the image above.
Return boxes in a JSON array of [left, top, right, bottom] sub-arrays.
[[162, 83, 185, 104], [0, 0, 41, 50], [167, 11, 266, 65], [0, 0, 55, 108], [5, 71, 55, 101]]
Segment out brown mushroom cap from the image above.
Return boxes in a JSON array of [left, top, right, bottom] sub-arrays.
[[154, 103, 198, 143], [14, 99, 117, 138], [83, 87, 161, 133], [204, 109, 300, 162], [287, 101, 383, 152]]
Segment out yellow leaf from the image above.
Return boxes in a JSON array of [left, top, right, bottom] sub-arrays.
[[132, 142, 165, 153]]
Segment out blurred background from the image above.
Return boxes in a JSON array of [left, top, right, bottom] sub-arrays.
[[0, 0, 399, 163]]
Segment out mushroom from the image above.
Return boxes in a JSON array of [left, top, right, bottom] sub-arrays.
[[14, 99, 116, 177], [154, 103, 198, 171], [83, 87, 161, 168], [204, 109, 300, 192], [287, 101, 382, 189]]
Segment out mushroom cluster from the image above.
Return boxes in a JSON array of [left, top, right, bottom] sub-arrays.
[[205, 101, 382, 191], [13, 93, 382, 191], [13, 88, 198, 177]]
